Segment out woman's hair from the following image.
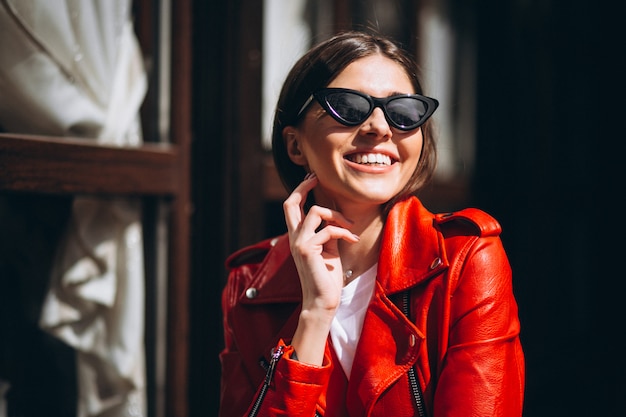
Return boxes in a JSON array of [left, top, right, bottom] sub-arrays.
[[271, 31, 437, 212]]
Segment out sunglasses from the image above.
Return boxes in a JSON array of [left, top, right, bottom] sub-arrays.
[[297, 88, 439, 131]]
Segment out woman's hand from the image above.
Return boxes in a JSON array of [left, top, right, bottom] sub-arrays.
[[284, 172, 359, 312], [283, 172, 359, 365]]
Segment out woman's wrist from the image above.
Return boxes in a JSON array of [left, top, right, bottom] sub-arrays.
[[299, 304, 336, 326], [291, 309, 334, 366]]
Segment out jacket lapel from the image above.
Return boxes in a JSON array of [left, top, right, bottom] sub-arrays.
[[377, 197, 448, 294], [239, 234, 302, 304], [347, 197, 448, 413], [347, 281, 424, 414]]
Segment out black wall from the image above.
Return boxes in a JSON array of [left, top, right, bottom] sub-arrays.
[[472, 2, 624, 415]]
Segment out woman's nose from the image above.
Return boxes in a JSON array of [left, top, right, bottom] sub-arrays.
[[358, 107, 392, 140]]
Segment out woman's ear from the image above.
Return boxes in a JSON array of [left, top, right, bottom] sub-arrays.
[[283, 126, 307, 166]]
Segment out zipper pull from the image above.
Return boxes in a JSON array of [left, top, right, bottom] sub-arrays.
[[265, 345, 285, 385]]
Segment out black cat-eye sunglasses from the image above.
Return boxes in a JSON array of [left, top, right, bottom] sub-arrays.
[[296, 88, 439, 131]]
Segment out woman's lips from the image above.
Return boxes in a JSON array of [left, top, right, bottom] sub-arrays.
[[345, 152, 393, 166]]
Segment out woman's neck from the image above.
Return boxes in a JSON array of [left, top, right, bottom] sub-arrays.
[[337, 207, 384, 285]]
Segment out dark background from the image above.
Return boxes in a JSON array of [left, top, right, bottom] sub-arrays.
[[470, 2, 624, 416]]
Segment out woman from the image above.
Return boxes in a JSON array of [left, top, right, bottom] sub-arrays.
[[220, 31, 524, 417]]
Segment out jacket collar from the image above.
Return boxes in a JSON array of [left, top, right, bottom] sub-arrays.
[[377, 196, 449, 294], [239, 234, 300, 304], [240, 196, 448, 305]]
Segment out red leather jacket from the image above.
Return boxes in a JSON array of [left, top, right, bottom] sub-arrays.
[[220, 197, 525, 416]]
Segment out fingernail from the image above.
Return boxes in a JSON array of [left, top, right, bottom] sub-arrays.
[[304, 172, 316, 181], [352, 233, 360, 241]]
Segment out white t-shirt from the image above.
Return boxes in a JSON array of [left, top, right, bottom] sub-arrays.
[[329, 263, 378, 378]]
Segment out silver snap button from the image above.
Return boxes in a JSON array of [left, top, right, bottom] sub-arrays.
[[429, 257, 442, 270], [245, 287, 258, 299], [270, 237, 279, 246], [409, 334, 416, 347]]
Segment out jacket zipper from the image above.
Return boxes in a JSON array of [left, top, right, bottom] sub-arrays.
[[248, 345, 284, 417], [255, 347, 322, 417], [402, 291, 428, 417], [407, 366, 427, 417]]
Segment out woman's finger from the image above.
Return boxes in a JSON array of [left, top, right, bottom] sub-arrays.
[[305, 224, 360, 247], [283, 173, 318, 232], [301, 204, 355, 234]]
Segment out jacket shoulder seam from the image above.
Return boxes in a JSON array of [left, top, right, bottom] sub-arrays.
[[435, 208, 502, 237], [225, 235, 283, 268]]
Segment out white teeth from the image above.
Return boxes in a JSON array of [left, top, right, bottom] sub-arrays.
[[352, 153, 391, 166]]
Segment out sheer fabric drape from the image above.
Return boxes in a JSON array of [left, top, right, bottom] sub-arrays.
[[0, 1, 148, 416]]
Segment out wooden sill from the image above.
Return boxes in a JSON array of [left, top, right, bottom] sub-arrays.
[[0, 133, 180, 196]]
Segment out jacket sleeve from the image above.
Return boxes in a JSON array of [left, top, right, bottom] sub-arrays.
[[246, 340, 333, 417], [221, 337, 332, 416], [434, 235, 525, 417], [219, 264, 333, 417]]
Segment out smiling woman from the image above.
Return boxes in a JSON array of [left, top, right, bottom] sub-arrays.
[[282, 54, 435, 217], [219, 31, 525, 417], [283, 54, 426, 221]]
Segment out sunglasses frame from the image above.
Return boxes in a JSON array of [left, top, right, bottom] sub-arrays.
[[297, 87, 439, 131]]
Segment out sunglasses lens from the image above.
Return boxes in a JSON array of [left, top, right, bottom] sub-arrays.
[[324, 92, 371, 125], [386, 98, 427, 129]]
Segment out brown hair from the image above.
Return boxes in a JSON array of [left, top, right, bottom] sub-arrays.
[[271, 31, 437, 212]]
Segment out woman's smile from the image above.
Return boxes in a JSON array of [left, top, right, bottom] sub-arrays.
[[345, 151, 393, 167]]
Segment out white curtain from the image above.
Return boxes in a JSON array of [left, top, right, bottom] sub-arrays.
[[0, 1, 147, 416]]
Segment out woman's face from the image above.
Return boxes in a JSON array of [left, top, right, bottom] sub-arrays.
[[286, 54, 423, 212]]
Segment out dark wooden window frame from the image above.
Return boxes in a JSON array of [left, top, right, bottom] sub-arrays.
[[0, 1, 192, 416]]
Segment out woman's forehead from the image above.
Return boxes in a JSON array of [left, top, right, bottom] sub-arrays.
[[327, 55, 414, 95]]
